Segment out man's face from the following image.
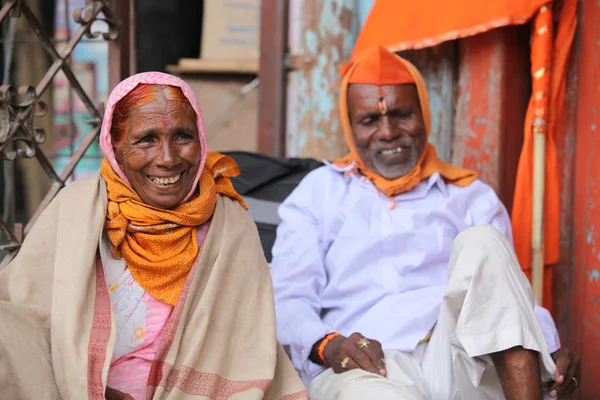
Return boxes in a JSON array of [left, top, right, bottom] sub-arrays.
[[347, 83, 427, 179]]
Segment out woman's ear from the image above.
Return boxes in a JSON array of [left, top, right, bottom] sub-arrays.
[[113, 143, 123, 165]]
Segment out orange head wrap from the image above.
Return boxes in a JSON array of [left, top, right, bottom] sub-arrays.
[[335, 46, 476, 198]]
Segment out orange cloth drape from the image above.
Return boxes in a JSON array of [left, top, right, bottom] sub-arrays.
[[100, 153, 246, 306], [354, 0, 578, 310], [512, 0, 578, 311]]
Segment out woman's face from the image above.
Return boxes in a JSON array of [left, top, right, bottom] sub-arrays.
[[113, 94, 201, 209]]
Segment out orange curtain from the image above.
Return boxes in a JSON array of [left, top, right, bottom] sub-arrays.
[[353, 0, 578, 310]]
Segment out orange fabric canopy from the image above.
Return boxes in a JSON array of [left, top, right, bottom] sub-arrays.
[[354, 0, 548, 57]]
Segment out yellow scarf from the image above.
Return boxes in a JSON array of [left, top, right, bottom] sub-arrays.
[[100, 153, 246, 305]]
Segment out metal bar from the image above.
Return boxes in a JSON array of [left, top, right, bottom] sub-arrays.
[[1, 0, 129, 258], [553, 29, 579, 347], [65, 0, 75, 172], [24, 125, 101, 235], [58, 125, 100, 182], [0, 0, 16, 23], [0, 216, 19, 247], [108, 0, 133, 90], [32, 142, 62, 184], [258, 0, 288, 157], [20, 3, 103, 117], [0, 37, 107, 44]]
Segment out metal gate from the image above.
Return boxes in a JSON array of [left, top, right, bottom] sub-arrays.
[[0, 0, 133, 264]]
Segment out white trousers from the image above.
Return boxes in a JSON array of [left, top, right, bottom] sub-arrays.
[[309, 225, 556, 400]]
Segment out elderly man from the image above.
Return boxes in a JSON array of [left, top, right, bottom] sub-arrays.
[[269, 46, 581, 400]]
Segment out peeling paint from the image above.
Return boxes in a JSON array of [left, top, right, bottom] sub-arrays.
[[590, 269, 600, 283], [294, 0, 356, 160]]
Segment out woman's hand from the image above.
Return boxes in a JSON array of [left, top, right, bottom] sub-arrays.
[[546, 347, 581, 398], [323, 332, 386, 376], [105, 386, 135, 400]]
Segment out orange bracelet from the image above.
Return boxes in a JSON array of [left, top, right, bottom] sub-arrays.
[[318, 332, 341, 366]]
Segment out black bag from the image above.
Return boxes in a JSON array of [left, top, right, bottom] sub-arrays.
[[223, 151, 323, 262]]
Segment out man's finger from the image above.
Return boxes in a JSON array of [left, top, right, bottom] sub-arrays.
[[340, 336, 378, 375], [349, 346, 379, 375], [557, 362, 578, 395], [332, 353, 358, 374], [363, 340, 386, 376], [554, 350, 570, 382]]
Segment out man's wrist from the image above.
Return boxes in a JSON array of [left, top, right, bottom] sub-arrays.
[[310, 332, 342, 365]]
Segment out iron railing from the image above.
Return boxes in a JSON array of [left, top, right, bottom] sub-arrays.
[[0, 0, 134, 264]]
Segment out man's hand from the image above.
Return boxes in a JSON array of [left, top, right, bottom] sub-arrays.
[[322, 332, 386, 376], [105, 386, 134, 400], [546, 348, 581, 398]]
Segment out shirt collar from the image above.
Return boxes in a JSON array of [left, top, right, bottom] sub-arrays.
[[324, 161, 449, 199]]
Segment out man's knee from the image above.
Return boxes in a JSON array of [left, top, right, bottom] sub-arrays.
[[449, 224, 519, 279], [454, 225, 508, 250]]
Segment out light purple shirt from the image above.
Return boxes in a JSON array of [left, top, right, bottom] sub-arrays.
[[269, 163, 560, 383]]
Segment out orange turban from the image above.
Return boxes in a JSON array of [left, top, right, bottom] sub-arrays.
[[335, 46, 476, 198]]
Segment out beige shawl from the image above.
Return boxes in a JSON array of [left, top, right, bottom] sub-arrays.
[[0, 173, 307, 400]]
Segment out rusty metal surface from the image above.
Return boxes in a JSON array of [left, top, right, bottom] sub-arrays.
[[400, 42, 458, 163], [453, 30, 505, 192], [258, 0, 288, 157], [287, 3, 454, 162], [288, 0, 355, 161], [553, 24, 579, 349], [453, 27, 530, 211], [568, 0, 600, 395], [0, 85, 48, 160], [0, 0, 133, 256]]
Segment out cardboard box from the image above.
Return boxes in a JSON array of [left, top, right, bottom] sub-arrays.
[[201, 0, 261, 61], [181, 75, 259, 153]]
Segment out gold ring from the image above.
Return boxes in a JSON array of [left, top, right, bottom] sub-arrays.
[[340, 356, 351, 369], [357, 337, 370, 350], [573, 377, 578, 386]]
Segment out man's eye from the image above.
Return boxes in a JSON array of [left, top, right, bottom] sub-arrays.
[[361, 118, 376, 126], [392, 110, 414, 119]]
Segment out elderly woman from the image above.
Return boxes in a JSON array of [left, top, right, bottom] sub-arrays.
[[0, 72, 308, 400]]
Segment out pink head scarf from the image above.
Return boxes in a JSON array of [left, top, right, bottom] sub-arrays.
[[99, 71, 207, 202]]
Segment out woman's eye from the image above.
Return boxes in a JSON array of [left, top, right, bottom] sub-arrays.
[[137, 136, 155, 144], [177, 133, 193, 140]]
